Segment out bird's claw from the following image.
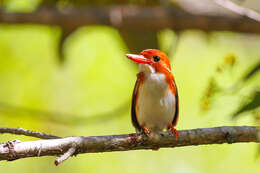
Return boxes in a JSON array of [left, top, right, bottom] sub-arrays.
[[141, 124, 151, 136], [169, 124, 179, 140]]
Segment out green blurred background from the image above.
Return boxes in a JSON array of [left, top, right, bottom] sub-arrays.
[[0, 0, 260, 173]]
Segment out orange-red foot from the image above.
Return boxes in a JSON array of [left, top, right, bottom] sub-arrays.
[[142, 124, 151, 136], [169, 123, 179, 140]]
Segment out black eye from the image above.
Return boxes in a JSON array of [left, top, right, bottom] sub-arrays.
[[153, 56, 160, 62]]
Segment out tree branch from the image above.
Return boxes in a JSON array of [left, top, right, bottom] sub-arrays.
[[214, 0, 260, 22], [1, 6, 260, 33], [0, 128, 60, 139], [0, 126, 258, 165]]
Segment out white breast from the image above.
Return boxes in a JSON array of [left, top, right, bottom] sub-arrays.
[[136, 64, 175, 132]]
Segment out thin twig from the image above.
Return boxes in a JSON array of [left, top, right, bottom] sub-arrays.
[[55, 146, 76, 166], [0, 126, 258, 165], [0, 128, 60, 139], [214, 0, 260, 22]]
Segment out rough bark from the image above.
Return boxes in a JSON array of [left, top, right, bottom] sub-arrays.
[[0, 126, 258, 165]]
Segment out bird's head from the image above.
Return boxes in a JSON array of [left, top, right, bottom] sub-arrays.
[[126, 49, 171, 74]]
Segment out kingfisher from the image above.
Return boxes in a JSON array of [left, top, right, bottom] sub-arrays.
[[126, 49, 179, 139]]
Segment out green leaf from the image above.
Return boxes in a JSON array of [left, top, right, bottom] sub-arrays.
[[243, 61, 260, 81], [233, 90, 260, 118]]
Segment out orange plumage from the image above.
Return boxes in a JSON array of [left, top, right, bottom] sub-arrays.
[[126, 49, 179, 139]]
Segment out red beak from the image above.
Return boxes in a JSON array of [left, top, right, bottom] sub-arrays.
[[126, 54, 152, 64]]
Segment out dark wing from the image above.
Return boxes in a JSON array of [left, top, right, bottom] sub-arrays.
[[131, 77, 142, 131], [171, 81, 179, 126]]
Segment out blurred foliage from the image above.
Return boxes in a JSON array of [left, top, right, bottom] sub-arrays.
[[233, 90, 260, 118], [0, 100, 130, 125], [200, 77, 220, 112], [200, 53, 260, 124], [200, 54, 237, 112], [158, 29, 179, 58], [242, 61, 260, 81]]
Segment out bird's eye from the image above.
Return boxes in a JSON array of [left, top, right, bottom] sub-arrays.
[[153, 56, 160, 62]]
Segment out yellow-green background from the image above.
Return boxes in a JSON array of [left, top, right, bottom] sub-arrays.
[[0, 1, 260, 173]]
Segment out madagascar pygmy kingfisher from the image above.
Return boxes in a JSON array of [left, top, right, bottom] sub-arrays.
[[126, 49, 179, 139]]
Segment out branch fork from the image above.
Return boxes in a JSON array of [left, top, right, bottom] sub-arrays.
[[55, 144, 77, 166]]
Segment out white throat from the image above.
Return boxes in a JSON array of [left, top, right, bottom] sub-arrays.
[[139, 64, 168, 89], [139, 64, 155, 74]]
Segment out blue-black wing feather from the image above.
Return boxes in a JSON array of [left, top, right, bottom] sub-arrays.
[[131, 78, 142, 131], [171, 81, 179, 126]]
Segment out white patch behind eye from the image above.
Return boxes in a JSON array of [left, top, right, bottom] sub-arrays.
[[139, 64, 155, 74]]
